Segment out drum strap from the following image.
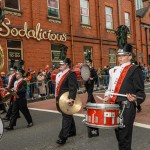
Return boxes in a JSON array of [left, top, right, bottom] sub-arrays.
[[7, 74, 15, 89], [110, 64, 133, 104], [56, 71, 69, 97], [13, 80, 23, 101]]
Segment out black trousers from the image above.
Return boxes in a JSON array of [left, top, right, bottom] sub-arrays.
[[85, 82, 96, 103], [115, 103, 136, 150], [59, 113, 76, 140], [5, 100, 19, 119], [9, 99, 32, 127]]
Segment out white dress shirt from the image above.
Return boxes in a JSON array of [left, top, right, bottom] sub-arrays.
[[14, 78, 23, 91], [55, 68, 70, 97], [105, 62, 131, 97]]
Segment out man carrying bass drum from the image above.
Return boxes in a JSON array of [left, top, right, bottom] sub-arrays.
[[83, 59, 99, 138], [84, 59, 98, 107]]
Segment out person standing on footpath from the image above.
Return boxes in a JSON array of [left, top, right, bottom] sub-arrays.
[[104, 44, 146, 150]]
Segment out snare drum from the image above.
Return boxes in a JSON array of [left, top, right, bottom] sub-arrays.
[[0, 117, 3, 139], [85, 103, 120, 129]]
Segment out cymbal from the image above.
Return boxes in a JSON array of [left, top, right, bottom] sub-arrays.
[[59, 92, 82, 115]]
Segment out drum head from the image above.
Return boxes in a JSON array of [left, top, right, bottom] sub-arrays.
[[80, 64, 90, 81], [0, 118, 3, 140]]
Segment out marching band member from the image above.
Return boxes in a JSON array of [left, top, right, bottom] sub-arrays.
[[3, 67, 18, 121], [104, 44, 146, 150], [55, 58, 78, 145], [5, 69, 33, 130], [84, 59, 98, 107]]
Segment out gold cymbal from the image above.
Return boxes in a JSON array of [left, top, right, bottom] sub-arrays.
[[59, 92, 82, 115]]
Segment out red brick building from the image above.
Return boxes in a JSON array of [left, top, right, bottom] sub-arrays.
[[0, 0, 150, 72]]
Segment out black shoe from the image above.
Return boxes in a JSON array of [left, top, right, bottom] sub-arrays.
[[5, 126, 14, 130], [137, 105, 142, 112], [27, 122, 33, 128], [2, 117, 10, 121], [56, 139, 66, 145], [67, 133, 76, 137]]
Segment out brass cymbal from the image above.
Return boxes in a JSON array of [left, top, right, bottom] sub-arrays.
[[59, 92, 82, 115]]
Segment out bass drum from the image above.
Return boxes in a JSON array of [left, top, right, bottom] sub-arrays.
[[80, 64, 90, 81], [51, 69, 59, 83], [0, 117, 3, 139], [72, 64, 81, 80]]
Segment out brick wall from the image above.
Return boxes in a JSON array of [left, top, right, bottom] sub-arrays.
[[0, 0, 149, 73]]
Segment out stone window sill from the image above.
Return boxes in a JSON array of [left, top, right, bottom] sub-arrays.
[[4, 7, 22, 16], [81, 24, 92, 29], [106, 28, 116, 34], [47, 16, 62, 24]]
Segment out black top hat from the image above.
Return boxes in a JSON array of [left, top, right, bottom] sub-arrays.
[[59, 58, 71, 65], [10, 66, 17, 71], [16, 69, 25, 75], [117, 44, 133, 55]]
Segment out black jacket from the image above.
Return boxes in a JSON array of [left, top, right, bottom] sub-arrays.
[[56, 71, 78, 111], [116, 65, 146, 105]]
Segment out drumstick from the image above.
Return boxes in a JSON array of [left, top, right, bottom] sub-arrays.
[[110, 93, 143, 100], [96, 96, 106, 101]]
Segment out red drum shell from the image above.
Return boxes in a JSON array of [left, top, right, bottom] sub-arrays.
[[51, 69, 59, 83], [85, 103, 119, 129], [0, 90, 7, 98], [72, 65, 81, 80]]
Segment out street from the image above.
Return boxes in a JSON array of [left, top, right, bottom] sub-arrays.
[[0, 83, 150, 150], [0, 109, 150, 150]]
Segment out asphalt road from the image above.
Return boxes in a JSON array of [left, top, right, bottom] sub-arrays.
[[0, 110, 150, 150]]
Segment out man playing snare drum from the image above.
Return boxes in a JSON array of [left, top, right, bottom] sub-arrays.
[[104, 44, 146, 150]]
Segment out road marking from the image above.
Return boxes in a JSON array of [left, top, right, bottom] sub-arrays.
[[29, 108, 150, 129], [134, 122, 150, 129]]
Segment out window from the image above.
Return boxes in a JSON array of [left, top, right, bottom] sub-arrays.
[[124, 12, 130, 30], [5, 0, 20, 10], [7, 40, 22, 70], [105, 6, 113, 29], [84, 47, 92, 62], [47, 0, 60, 18], [51, 44, 67, 68], [136, 0, 143, 10], [109, 49, 116, 66], [80, 0, 90, 25]]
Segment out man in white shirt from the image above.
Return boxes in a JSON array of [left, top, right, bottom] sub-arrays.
[[104, 44, 145, 150]]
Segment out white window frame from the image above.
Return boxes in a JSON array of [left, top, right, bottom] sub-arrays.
[[124, 12, 130, 30], [80, 0, 90, 25], [109, 49, 116, 66], [84, 46, 92, 62], [4, 0, 20, 10], [47, 0, 60, 18], [105, 6, 113, 29], [136, 0, 143, 10]]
